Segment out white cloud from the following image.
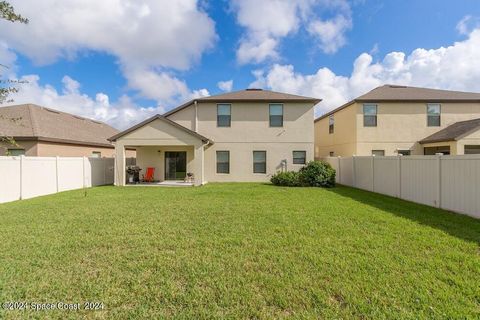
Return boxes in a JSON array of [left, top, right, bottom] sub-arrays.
[[231, 0, 352, 64], [5, 74, 164, 130], [217, 80, 233, 92], [456, 15, 480, 35], [251, 28, 480, 116], [0, 0, 217, 105]]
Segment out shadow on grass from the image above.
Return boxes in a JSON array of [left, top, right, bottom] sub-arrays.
[[324, 185, 480, 245]]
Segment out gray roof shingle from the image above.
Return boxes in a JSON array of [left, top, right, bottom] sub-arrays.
[[420, 118, 480, 144], [0, 104, 119, 147]]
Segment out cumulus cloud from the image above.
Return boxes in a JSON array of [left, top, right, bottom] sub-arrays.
[[456, 15, 480, 35], [231, 0, 352, 64], [5, 74, 164, 130], [0, 0, 216, 105], [251, 28, 480, 116], [217, 80, 233, 92]]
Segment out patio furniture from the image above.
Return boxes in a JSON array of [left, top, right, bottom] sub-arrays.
[[184, 172, 194, 183], [126, 166, 142, 184], [143, 167, 155, 182]]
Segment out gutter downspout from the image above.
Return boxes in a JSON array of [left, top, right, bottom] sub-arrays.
[[194, 100, 198, 132]]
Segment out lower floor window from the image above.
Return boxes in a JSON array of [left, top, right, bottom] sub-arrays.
[[91, 151, 102, 158], [371, 150, 385, 156], [216, 151, 230, 174], [292, 151, 306, 164], [397, 150, 411, 156], [465, 145, 480, 154], [329, 151, 334, 157], [424, 146, 450, 155], [253, 151, 266, 173], [7, 149, 25, 156]]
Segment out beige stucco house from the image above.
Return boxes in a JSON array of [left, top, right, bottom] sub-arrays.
[[110, 89, 320, 186], [0, 104, 130, 157], [314, 85, 480, 157]]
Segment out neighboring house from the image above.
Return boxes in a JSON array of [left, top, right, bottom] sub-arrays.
[[314, 85, 480, 157], [110, 89, 320, 186], [0, 104, 125, 157]]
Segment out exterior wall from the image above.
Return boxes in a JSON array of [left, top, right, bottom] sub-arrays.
[[0, 140, 38, 156], [457, 129, 480, 155], [135, 146, 194, 182], [167, 101, 315, 182], [114, 118, 205, 186], [314, 103, 357, 158], [356, 102, 480, 156], [0, 140, 134, 157]]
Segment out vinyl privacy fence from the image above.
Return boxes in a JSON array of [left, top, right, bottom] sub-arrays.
[[0, 156, 134, 204], [321, 155, 480, 219]]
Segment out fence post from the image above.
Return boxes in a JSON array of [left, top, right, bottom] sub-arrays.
[[352, 155, 356, 187], [83, 156, 87, 188], [19, 155, 24, 200], [437, 155, 442, 208], [337, 156, 341, 184], [55, 156, 60, 192], [398, 155, 402, 199], [371, 155, 375, 192]]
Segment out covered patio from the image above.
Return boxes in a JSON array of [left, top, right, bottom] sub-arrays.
[[109, 115, 212, 186]]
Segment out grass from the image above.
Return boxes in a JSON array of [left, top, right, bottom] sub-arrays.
[[0, 183, 479, 319]]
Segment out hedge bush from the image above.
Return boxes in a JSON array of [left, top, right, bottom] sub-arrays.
[[270, 161, 336, 188]]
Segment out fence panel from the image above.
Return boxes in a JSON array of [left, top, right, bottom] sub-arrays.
[[440, 155, 480, 218], [400, 156, 439, 207], [339, 158, 354, 186], [58, 157, 84, 192], [373, 157, 400, 198], [354, 157, 374, 191], [0, 157, 21, 203], [22, 157, 57, 199], [0, 156, 122, 204]]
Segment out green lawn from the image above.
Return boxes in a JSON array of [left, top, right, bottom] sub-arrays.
[[0, 184, 479, 319]]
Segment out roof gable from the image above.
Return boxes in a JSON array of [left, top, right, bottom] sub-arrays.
[[108, 115, 211, 143]]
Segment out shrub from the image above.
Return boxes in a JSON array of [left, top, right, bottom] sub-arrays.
[[299, 161, 336, 188], [270, 171, 302, 187]]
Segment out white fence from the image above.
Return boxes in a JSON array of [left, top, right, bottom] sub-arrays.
[[321, 155, 480, 219], [0, 156, 136, 204]]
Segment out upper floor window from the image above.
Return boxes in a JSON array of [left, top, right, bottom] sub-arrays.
[[363, 104, 377, 127], [269, 104, 283, 127], [328, 115, 334, 134], [427, 104, 441, 127], [217, 104, 231, 127]]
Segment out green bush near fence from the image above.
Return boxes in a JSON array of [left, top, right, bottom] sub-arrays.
[[271, 161, 336, 187]]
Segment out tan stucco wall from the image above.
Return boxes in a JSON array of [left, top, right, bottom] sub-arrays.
[[314, 103, 357, 158], [135, 146, 194, 181], [316, 101, 480, 157], [169, 101, 315, 182], [0, 140, 38, 156], [114, 118, 205, 186], [457, 129, 480, 154], [0, 140, 133, 157]]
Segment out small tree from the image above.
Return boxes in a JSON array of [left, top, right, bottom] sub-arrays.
[[0, 1, 28, 154]]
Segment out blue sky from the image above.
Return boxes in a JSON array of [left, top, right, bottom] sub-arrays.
[[1, 0, 480, 129]]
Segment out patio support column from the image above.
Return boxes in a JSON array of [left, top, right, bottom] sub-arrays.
[[115, 144, 126, 186], [193, 144, 205, 186]]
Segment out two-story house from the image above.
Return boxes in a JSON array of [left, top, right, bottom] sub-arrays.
[[314, 85, 480, 157], [110, 89, 320, 186]]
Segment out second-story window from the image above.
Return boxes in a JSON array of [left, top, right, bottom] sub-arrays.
[[329, 115, 334, 134], [217, 104, 231, 127], [269, 104, 283, 127], [363, 104, 377, 127], [427, 104, 441, 127]]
